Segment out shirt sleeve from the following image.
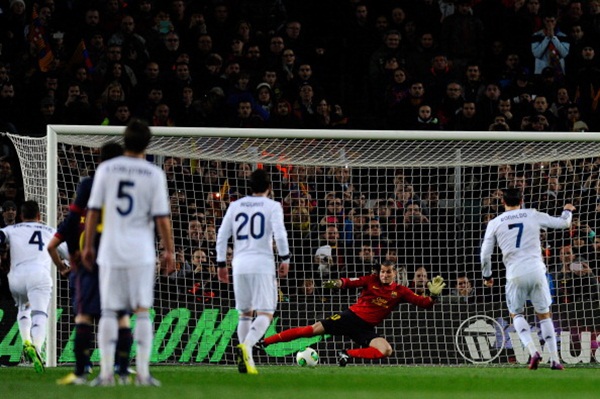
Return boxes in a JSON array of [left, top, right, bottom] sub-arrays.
[[71, 178, 93, 213], [87, 164, 106, 211], [537, 209, 572, 230], [272, 202, 290, 258], [152, 169, 170, 217], [480, 220, 496, 278], [216, 203, 234, 262]]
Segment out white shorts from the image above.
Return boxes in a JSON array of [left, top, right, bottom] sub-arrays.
[[99, 265, 155, 311], [234, 273, 277, 314], [506, 269, 552, 314], [8, 266, 52, 313]]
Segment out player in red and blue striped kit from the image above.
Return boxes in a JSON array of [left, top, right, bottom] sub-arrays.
[[47, 142, 133, 385], [260, 261, 445, 366]]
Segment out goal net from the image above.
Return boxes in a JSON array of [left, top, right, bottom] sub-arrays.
[[2, 126, 599, 368]]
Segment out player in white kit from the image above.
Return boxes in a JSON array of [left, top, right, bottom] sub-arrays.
[[216, 168, 290, 374], [0, 200, 66, 374], [82, 120, 174, 386], [481, 188, 574, 370]]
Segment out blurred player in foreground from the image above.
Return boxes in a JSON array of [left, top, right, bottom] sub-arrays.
[[48, 142, 134, 385], [481, 188, 574, 370], [83, 119, 174, 386], [0, 200, 66, 373], [216, 168, 290, 375], [259, 261, 445, 366]]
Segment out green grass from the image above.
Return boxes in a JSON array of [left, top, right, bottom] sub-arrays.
[[1, 365, 598, 399]]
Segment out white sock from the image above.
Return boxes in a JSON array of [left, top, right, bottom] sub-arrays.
[[539, 318, 559, 363], [237, 316, 252, 344], [243, 315, 271, 351], [98, 311, 118, 379], [513, 315, 537, 357], [134, 311, 153, 378], [17, 310, 32, 343], [30, 312, 48, 353]]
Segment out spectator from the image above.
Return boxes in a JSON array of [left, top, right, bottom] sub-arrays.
[[368, 30, 404, 110], [151, 103, 175, 127], [409, 266, 429, 296], [571, 44, 600, 120], [241, 43, 265, 81], [292, 83, 317, 128], [0, 200, 18, 228], [281, 20, 308, 59], [556, 245, 599, 303], [238, 1, 287, 39], [349, 243, 378, 275], [314, 224, 346, 281], [450, 101, 484, 131], [440, 0, 484, 72], [388, 80, 427, 129], [477, 82, 502, 127], [95, 44, 138, 91], [384, 67, 410, 115], [1, 0, 28, 62], [265, 35, 286, 66], [268, 98, 302, 128], [101, 101, 131, 126], [361, 218, 388, 256], [446, 274, 481, 304], [255, 83, 274, 121], [422, 54, 458, 103], [190, 34, 214, 74], [406, 31, 439, 78], [107, 15, 149, 72], [531, 14, 570, 77], [412, 104, 440, 130], [0, 82, 21, 134], [278, 48, 300, 86], [498, 53, 527, 90], [462, 62, 486, 102], [314, 98, 348, 129], [153, 31, 183, 73], [583, 0, 600, 43], [435, 82, 464, 128], [530, 94, 556, 128], [228, 100, 265, 128]]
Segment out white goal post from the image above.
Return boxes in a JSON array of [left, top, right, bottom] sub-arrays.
[[2, 125, 600, 368]]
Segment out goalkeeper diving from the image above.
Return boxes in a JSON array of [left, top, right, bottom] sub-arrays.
[[257, 261, 445, 366]]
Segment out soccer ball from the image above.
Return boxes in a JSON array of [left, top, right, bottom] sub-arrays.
[[296, 347, 319, 367]]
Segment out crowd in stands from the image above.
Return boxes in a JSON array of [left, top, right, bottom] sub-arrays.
[[1, 1, 600, 306], [1, 0, 599, 137]]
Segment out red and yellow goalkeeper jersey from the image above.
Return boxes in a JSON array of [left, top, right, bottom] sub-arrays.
[[341, 274, 435, 325]]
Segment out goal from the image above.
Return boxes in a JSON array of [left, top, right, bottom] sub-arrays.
[[2, 126, 600, 368]]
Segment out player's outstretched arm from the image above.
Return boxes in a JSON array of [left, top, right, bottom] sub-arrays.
[[82, 209, 101, 270]]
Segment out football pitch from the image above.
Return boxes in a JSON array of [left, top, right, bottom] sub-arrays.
[[1, 365, 597, 399]]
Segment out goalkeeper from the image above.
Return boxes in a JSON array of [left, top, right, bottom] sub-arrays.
[[258, 261, 445, 366]]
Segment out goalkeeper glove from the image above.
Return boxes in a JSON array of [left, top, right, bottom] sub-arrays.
[[427, 275, 446, 297], [322, 280, 339, 289]]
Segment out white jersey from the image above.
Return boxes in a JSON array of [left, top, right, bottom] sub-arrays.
[[0, 222, 57, 274], [481, 208, 572, 280], [216, 195, 289, 276], [87, 155, 169, 268]]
